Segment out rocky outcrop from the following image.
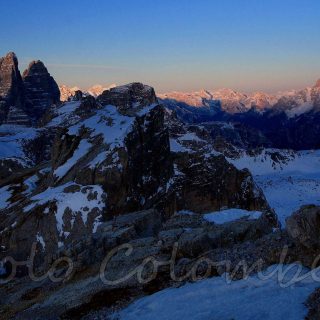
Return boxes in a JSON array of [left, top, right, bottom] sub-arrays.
[[98, 82, 158, 115], [173, 152, 271, 214], [286, 205, 320, 249], [306, 288, 320, 320], [0, 52, 25, 123], [5, 106, 31, 126], [166, 111, 273, 217], [51, 104, 173, 218], [73, 90, 83, 101], [22, 60, 60, 120], [0, 203, 280, 319]]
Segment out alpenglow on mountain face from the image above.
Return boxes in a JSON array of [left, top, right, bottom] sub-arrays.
[[59, 83, 117, 101], [159, 81, 320, 116], [159, 80, 320, 150], [1, 52, 320, 319]]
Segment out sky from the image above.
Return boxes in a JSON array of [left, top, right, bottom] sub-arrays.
[[1, 0, 320, 93]]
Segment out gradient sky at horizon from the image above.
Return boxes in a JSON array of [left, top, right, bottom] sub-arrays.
[[1, 0, 320, 93]]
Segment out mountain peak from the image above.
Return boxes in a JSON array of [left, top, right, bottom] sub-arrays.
[[22, 60, 48, 77], [87, 83, 116, 97], [4, 51, 18, 61], [22, 58, 60, 117], [0, 51, 24, 114], [98, 82, 158, 115]]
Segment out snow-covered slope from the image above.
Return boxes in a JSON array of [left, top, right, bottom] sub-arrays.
[[0, 125, 38, 164], [228, 149, 320, 226], [114, 264, 319, 320]]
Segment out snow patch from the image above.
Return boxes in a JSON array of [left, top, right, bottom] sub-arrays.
[[68, 105, 135, 148], [24, 183, 106, 237], [36, 232, 46, 249], [170, 138, 192, 153], [54, 139, 92, 179]]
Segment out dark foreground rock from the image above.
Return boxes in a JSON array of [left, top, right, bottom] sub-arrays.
[[286, 205, 320, 249], [0, 208, 280, 319]]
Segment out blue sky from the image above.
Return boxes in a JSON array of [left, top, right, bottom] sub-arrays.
[[1, 0, 320, 92]]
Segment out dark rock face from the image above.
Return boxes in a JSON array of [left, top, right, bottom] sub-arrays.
[[74, 95, 99, 117], [51, 104, 173, 218], [204, 108, 320, 150], [306, 288, 320, 320], [118, 105, 173, 215], [22, 60, 60, 120], [0, 52, 60, 124], [73, 90, 83, 101], [0, 52, 25, 123], [5, 106, 31, 126], [160, 98, 222, 123], [286, 205, 320, 249], [174, 152, 270, 214], [165, 111, 273, 218], [98, 82, 158, 115]]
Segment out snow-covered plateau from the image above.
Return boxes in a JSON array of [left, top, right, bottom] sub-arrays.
[[229, 149, 320, 226]]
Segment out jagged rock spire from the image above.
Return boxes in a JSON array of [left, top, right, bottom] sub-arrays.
[[0, 52, 25, 113], [22, 60, 60, 119]]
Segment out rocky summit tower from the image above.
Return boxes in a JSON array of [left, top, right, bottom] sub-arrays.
[[22, 60, 60, 120]]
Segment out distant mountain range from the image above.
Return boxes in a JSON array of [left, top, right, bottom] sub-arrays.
[[156, 81, 320, 150], [59, 84, 116, 101], [60, 80, 320, 118], [158, 81, 320, 117]]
